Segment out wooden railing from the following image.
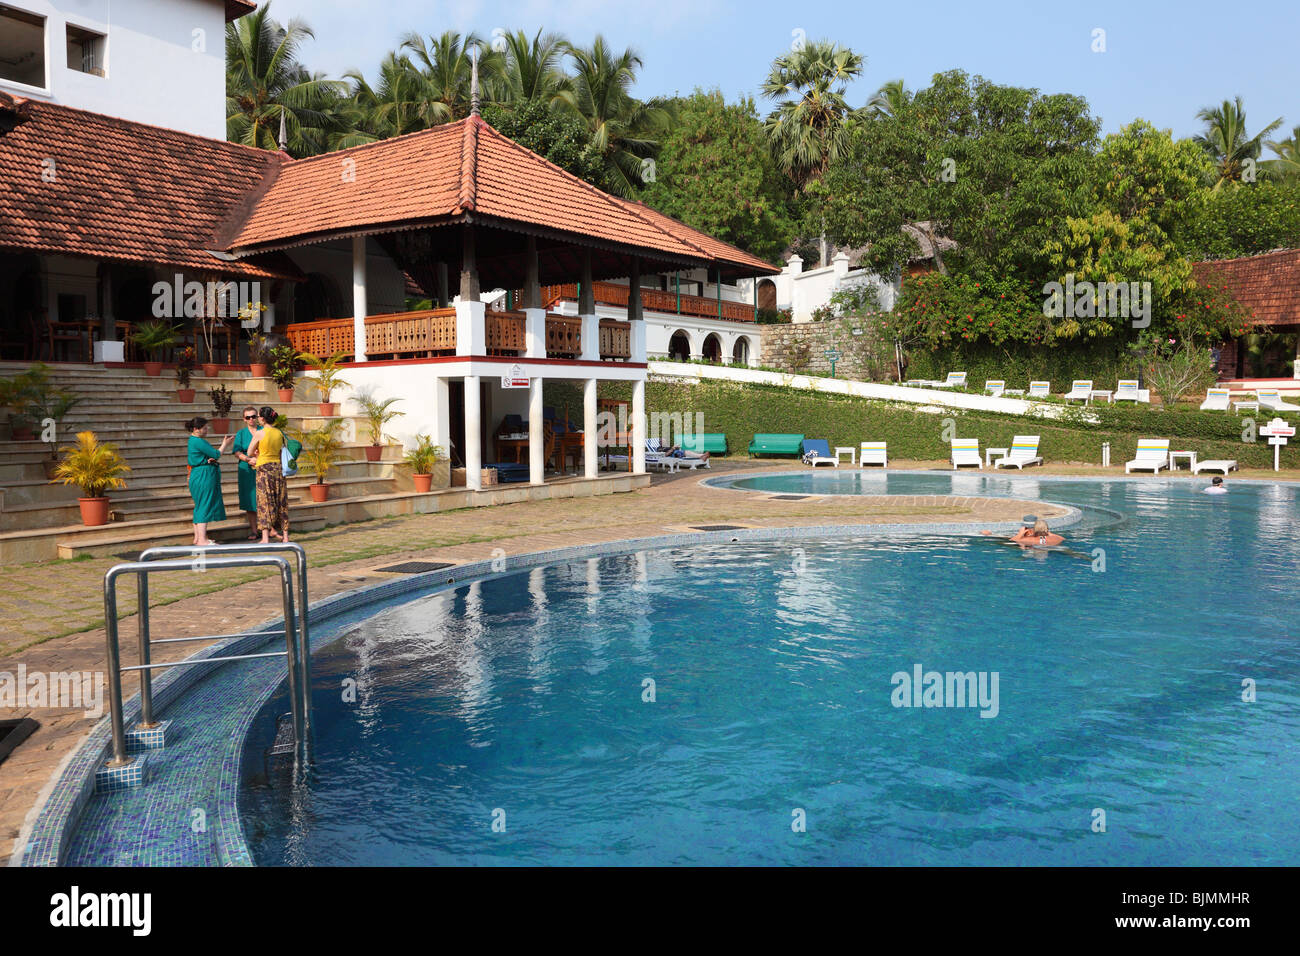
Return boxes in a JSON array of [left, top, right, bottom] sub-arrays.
[[286, 308, 634, 362], [523, 280, 756, 323], [286, 308, 457, 359]]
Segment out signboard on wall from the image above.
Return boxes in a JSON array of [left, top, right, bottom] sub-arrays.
[[502, 364, 528, 388]]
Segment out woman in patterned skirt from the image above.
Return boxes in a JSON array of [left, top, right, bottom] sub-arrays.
[[245, 405, 290, 544]]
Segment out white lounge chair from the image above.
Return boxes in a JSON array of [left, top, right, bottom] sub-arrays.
[[951, 438, 982, 469], [1199, 388, 1231, 411], [1257, 389, 1300, 412], [859, 441, 888, 468], [1028, 381, 1051, 399], [1064, 380, 1093, 403], [933, 371, 967, 389], [994, 435, 1043, 469], [1113, 379, 1141, 403], [1193, 459, 1238, 475], [984, 379, 1005, 397], [646, 438, 707, 470], [1126, 438, 1170, 474]]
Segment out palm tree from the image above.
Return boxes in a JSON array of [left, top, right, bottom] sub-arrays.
[[1265, 125, 1300, 181], [761, 39, 864, 265], [491, 28, 569, 106], [225, 3, 342, 156], [1193, 96, 1283, 189], [556, 36, 671, 196], [399, 30, 502, 124], [866, 78, 908, 118], [339, 52, 431, 145], [761, 39, 864, 189]]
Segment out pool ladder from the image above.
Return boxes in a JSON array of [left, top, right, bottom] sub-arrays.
[[101, 542, 313, 782]]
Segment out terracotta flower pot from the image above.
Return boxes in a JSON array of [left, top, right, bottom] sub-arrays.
[[177, 388, 195, 403], [143, 361, 163, 377], [277, 387, 295, 402], [78, 496, 110, 526], [318, 402, 337, 416], [413, 474, 434, 493], [308, 482, 330, 502], [364, 444, 383, 462], [11, 425, 35, 441], [209, 417, 229, 435], [249, 363, 268, 378], [201, 363, 220, 377]]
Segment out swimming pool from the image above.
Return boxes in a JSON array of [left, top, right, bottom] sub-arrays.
[[227, 474, 1300, 866]]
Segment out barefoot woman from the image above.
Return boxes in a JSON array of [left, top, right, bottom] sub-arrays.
[[186, 416, 235, 546]]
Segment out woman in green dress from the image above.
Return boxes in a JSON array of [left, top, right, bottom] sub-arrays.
[[186, 416, 235, 546], [231, 405, 260, 540]]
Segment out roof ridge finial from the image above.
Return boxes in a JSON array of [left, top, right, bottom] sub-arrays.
[[277, 107, 288, 151], [469, 45, 481, 118]]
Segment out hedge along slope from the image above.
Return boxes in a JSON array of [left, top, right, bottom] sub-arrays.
[[543, 379, 1298, 469], [903, 339, 1138, 392]]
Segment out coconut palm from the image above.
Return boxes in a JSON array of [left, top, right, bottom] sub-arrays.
[[491, 28, 569, 106], [1193, 96, 1284, 189], [399, 30, 502, 124], [866, 78, 909, 118], [1265, 125, 1300, 182], [761, 40, 864, 190], [556, 36, 671, 196], [225, 3, 342, 156], [339, 52, 431, 145]]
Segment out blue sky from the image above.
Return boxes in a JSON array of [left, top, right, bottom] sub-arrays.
[[266, 0, 1299, 141]]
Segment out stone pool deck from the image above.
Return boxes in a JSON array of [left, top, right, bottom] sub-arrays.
[[0, 458, 1287, 863]]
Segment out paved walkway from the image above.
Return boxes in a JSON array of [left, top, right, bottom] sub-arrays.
[[0, 459, 1286, 862]]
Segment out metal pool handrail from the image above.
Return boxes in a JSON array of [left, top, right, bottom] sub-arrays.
[[102, 551, 310, 773]]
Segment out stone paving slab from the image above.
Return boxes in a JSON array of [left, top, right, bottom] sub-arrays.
[[0, 458, 1275, 862]]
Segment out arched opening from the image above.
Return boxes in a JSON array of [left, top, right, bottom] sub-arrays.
[[756, 278, 776, 312], [702, 333, 722, 363], [732, 336, 750, 366], [668, 330, 691, 361]]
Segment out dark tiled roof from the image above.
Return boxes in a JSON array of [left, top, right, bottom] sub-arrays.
[[0, 92, 299, 280], [1192, 249, 1300, 327]]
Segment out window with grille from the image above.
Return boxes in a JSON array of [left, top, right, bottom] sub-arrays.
[[66, 24, 105, 77]]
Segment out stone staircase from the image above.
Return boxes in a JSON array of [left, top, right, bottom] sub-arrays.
[[0, 362, 417, 562]]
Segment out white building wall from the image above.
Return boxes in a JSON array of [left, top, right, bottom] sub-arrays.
[[772, 254, 899, 322], [1, 0, 228, 139]]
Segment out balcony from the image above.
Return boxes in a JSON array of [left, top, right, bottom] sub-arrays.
[[522, 280, 756, 323], [286, 309, 632, 361]]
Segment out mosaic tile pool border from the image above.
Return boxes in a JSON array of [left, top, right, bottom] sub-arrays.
[[19, 501, 1084, 867]]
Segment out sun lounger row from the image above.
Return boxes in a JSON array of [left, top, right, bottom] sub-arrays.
[[1200, 388, 1300, 412]]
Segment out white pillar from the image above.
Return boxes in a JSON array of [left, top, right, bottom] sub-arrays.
[[580, 313, 600, 361], [464, 375, 481, 491], [632, 378, 646, 474], [529, 376, 545, 485], [524, 307, 546, 359], [630, 319, 647, 365], [432, 376, 450, 458], [583, 377, 598, 479], [263, 301, 275, 334], [352, 235, 368, 362], [455, 300, 486, 356]]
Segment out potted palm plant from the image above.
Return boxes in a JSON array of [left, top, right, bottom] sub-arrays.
[[300, 350, 351, 416], [358, 395, 403, 462], [403, 433, 444, 493], [209, 383, 234, 434], [2, 364, 80, 455], [269, 345, 299, 403], [297, 417, 346, 502], [246, 331, 270, 378], [50, 430, 131, 526], [176, 347, 197, 402], [129, 320, 179, 376]]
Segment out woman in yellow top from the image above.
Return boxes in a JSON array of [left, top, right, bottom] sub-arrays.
[[245, 405, 290, 544]]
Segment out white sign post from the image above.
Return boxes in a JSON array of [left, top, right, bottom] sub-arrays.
[[501, 364, 528, 389], [1259, 417, 1295, 472]]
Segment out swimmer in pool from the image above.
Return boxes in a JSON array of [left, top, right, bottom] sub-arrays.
[[1203, 476, 1228, 494], [981, 515, 1064, 547]]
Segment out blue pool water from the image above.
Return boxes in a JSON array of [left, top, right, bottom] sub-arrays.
[[240, 475, 1300, 865]]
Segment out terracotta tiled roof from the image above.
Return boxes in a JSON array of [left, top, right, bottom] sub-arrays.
[[615, 199, 781, 275], [224, 1, 257, 21], [226, 116, 750, 269], [1192, 249, 1300, 327], [0, 92, 299, 281]]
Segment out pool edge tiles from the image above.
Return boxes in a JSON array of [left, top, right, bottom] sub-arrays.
[[19, 514, 1084, 868]]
